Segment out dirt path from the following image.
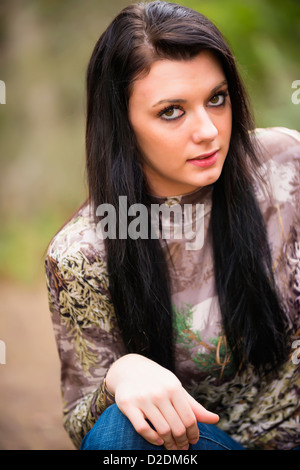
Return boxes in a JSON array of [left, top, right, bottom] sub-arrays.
[[0, 280, 75, 449]]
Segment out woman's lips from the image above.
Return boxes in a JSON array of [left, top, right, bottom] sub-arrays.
[[187, 150, 219, 168]]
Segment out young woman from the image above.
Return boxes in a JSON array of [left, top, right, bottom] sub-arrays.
[[45, 1, 300, 450]]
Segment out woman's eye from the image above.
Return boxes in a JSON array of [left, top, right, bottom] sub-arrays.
[[209, 92, 228, 107], [159, 106, 184, 121]]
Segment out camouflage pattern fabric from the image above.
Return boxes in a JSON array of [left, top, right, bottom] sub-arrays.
[[45, 128, 300, 449]]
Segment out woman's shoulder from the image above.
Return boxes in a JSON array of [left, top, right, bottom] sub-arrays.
[[252, 127, 300, 207], [46, 200, 106, 269], [254, 126, 300, 164], [255, 126, 300, 141]]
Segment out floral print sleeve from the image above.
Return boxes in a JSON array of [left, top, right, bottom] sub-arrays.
[[45, 209, 126, 449]]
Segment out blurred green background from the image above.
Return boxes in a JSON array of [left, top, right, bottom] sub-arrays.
[[0, 0, 299, 451], [0, 0, 299, 284]]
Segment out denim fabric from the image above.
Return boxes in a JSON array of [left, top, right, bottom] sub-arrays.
[[80, 404, 245, 450]]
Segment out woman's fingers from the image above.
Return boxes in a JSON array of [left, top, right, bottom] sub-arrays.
[[119, 387, 219, 450], [185, 390, 219, 424], [121, 400, 191, 450], [157, 399, 191, 450], [124, 406, 165, 447], [128, 402, 181, 450], [170, 390, 199, 445], [139, 389, 202, 450]]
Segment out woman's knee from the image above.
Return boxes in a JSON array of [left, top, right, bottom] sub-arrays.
[[80, 404, 161, 450], [80, 404, 245, 451], [81, 404, 127, 450], [194, 423, 245, 450]]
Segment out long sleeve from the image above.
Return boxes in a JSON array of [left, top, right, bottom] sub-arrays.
[[45, 218, 126, 449]]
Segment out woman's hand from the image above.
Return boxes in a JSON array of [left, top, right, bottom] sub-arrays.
[[105, 354, 219, 450]]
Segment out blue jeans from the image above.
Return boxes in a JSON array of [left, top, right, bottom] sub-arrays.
[[80, 404, 245, 450]]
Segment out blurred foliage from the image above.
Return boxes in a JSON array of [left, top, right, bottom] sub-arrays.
[[0, 0, 299, 284], [184, 0, 300, 126]]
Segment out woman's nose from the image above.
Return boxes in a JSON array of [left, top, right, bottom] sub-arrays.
[[191, 109, 218, 143]]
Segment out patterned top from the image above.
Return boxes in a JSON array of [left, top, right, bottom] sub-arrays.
[[45, 127, 300, 450]]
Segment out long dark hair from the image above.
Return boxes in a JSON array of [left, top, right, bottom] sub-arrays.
[[85, 1, 289, 373]]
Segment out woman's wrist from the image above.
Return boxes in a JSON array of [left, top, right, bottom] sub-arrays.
[[102, 375, 115, 405], [105, 353, 155, 396]]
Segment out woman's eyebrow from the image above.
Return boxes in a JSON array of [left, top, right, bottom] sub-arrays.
[[152, 98, 187, 107], [152, 79, 228, 108], [210, 79, 228, 95]]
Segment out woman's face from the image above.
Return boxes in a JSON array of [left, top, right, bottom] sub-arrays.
[[128, 50, 232, 197]]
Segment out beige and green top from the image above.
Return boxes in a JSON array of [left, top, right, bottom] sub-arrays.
[[45, 127, 300, 450]]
